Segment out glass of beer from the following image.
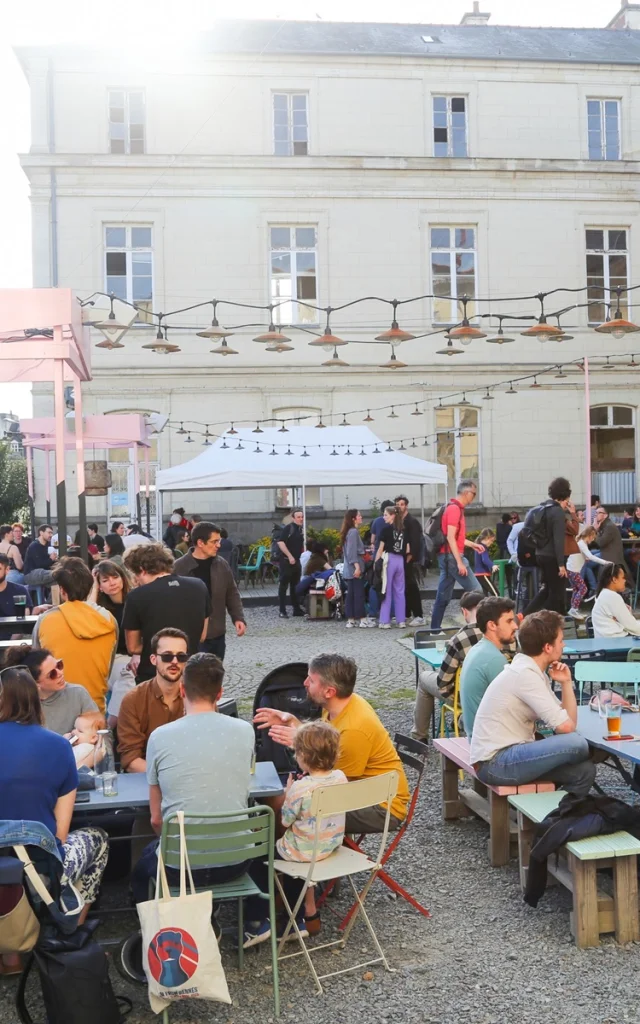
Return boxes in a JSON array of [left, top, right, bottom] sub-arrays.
[[12, 594, 27, 619], [606, 702, 622, 737]]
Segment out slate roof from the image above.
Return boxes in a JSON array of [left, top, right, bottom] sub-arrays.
[[199, 18, 640, 65]]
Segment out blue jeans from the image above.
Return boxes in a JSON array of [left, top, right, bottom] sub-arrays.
[[430, 553, 482, 630], [581, 561, 599, 594], [476, 733, 596, 798]]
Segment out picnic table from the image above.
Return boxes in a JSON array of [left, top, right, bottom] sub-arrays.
[[74, 761, 283, 811], [0, 614, 38, 629], [564, 637, 640, 656]]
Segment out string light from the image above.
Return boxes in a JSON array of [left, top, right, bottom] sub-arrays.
[[228, 423, 237, 435], [530, 376, 542, 389], [278, 421, 289, 433], [482, 389, 494, 400], [269, 446, 277, 456], [340, 414, 350, 426], [301, 447, 310, 457], [252, 423, 263, 433], [364, 410, 374, 422], [316, 417, 326, 428], [412, 404, 422, 416], [388, 407, 398, 419], [506, 382, 517, 394], [322, 346, 349, 367]]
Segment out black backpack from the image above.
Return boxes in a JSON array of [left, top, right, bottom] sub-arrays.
[[518, 502, 552, 566], [423, 502, 450, 568]]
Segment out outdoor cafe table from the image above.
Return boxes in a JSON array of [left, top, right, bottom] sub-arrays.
[[577, 705, 640, 794], [412, 647, 445, 670], [0, 615, 38, 631], [563, 637, 640, 656], [74, 760, 283, 812]]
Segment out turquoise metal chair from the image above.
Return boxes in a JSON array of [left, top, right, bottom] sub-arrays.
[[574, 660, 640, 705], [237, 545, 267, 588], [156, 805, 279, 1020]]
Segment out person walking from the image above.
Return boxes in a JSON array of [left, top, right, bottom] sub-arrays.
[[173, 521, 246, 661], [340, 509, 373, 629], [375, 504, 407, 629], [395, 495, 425, 626], [122, 543, 210, 682], [523, 477, 572, 617], [430, 480, 483, 631], [276, 507, 305, 618]]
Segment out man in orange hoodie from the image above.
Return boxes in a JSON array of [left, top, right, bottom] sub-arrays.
[[32, 557, 118, 713]]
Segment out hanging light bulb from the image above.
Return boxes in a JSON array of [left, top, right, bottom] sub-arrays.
[[315, 417, 326, 428], [202, 437, 211, 446], [628, 355, 639, 368], [255, 443, 262, 453], [436, 336, 464, 356], [410, 438, 417, 448], [142, 323, 180, 355], [529, 376, 542, 389], [176, 422, 187, 435], [253, 320, 292, 344], [92, 295, 132, 334], [269, 446, 278, 456], [252, 423, 263, 433], [364, 410, 374, 422], [340, 414, 349, 426], [388, 407, 398, 419], [482, 389, 494, 401], [221, 440, 229, 449], [203, 426, 212, 440], [236, 441, 244, 450], [265, 340, 294, 353], [412, 404, 422, 416], [373, 444, 381, 454], [210, 339, 238, 356], [185, 433, 194, 443], [520, 295, 563, 343], [385, 442, 394, 452], [228, 423, 238, 435], [285, 446, 293, 455], [374, 300, 416, 344], [505, 382, 518, 394], [359, 447, 366, 456], [447, 296, 486, 343], [196, 300, 235, 339], [555, 365, 567, 379], [277, 421, 289, 433], [486, 319, 515, 345], [95, 336, 125, 350], [322, 346, 349, 367], [423, 437, 430, 446], [345, 447, 352, 456], [459, 393, 470, 406], [308, 319, 348, 349], [380, 347, 408, 369], [301, 448, 310, 457], [399, 441, 406, 451], [330, 447, 338, 456], [594, 289, 640, 339]]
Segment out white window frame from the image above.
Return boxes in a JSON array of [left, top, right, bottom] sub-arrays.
[[108, 89, 145, 155], [590, 405, 635, 429], [430, 226, 477, 324], [585, 227, 630, 325], [107, 445, 159, 526], [272, 92, 309, 156], [269, 225, 319, 326], [587, 98, 621, 161], [435, 406, 481, 499], [104, 225, 154, 324], [432, 95, 468, 157]]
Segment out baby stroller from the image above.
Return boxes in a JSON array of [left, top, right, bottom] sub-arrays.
[[252, 662, 322, 779]]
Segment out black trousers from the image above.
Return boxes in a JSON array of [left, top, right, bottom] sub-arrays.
[[278, 561, 302, 613], [199, 635, 226, 661], [524, 555, 567, 616], [404, 561, 423, 619]]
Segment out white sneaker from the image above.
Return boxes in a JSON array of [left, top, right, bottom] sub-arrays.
[[345, 619, 355, 628], [359, 619, 371, 628], [567, 607, 586, 621], [378, 623, 391, 629], [409, 616, 425, 626], [397, 622, 407, 629]]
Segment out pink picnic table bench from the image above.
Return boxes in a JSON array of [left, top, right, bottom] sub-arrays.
[[433, 736, 555, 867]]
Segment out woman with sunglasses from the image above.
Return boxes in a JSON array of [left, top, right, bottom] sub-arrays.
[[2, 644, 98, 736], [93, 560, 136, 727], [0, 666, 108, 973]]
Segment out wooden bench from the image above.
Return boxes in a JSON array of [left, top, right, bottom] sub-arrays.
[[308, 591, 331, 619], [433, 737, 555, 867], [508, 790, 640, 948]]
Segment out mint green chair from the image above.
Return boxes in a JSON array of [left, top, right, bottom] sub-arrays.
[[574, 661, 640, 705], [156, 806, 279, 1019], [237, 545, 267, 588]]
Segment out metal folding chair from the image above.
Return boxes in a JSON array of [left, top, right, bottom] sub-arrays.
[[574, 660, 640, 705], [274, 772, 399, 995]]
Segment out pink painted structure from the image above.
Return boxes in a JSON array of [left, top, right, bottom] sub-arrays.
[[0, 288, 92, 553]]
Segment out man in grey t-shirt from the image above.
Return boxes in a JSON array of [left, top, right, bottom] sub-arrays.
[[131, 652, 254, 904]]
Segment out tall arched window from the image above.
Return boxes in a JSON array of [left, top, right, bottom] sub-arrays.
[[590, 404, 635, 504], [436, 406, 480, 498]]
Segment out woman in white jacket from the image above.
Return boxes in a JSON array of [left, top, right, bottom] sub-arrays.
[[565, 525, 610, 621], [592, 562, 640, 638]]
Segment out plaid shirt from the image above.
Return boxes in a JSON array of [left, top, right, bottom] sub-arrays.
[[436, 623, 482, 699]]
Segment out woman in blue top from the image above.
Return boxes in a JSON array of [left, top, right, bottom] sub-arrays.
[[0, 667, 108, 958], [474, 529, 499, 596]]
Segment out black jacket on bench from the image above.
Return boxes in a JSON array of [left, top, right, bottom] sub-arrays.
[[525, 793, 640, 908]]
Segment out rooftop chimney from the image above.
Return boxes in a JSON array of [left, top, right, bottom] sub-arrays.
[[460, 2, 491, 26], [607, 1, 640, 30]]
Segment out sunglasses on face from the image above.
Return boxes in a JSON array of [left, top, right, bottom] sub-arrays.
[[157, 652, 188, 664], [42, 660, 64, 681]]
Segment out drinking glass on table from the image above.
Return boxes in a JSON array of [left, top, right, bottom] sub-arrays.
[[101, 771, 118, 797], [12, 594, 27, 619], [435, 638, 446, 653], [605, 702, 622, 737]]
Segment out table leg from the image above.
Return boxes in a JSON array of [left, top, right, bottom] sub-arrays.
[[516, 810, 533, 890], [489, 790, 510, 867]]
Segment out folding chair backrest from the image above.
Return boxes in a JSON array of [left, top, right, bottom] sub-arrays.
[[160, 806, 274, 871], [309, 772, 399, 820], [414, 627, 457, 648], [394, 733, 428, 777], [574, 661, 640, 686]]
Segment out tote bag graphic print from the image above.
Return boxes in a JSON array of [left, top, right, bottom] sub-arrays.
[[148, 927, 199, 988], [137, 812, 231, 1013]]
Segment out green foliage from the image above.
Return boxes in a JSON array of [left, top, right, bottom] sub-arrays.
[[307, 526, 342, 556], [0, 445, 28, 527]]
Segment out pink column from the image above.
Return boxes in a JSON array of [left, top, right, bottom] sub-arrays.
[[73, 374, 88, 561], [584, 356, 592, 524], [53, 341, 67, 555]]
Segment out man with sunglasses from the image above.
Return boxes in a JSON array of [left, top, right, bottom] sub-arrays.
[[117, 628, 188, 773]]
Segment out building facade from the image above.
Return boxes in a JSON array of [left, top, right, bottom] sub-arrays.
[[15, 4, 640, 536]]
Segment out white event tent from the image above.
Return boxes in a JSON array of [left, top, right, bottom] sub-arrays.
[[156, 427, 447, 533]]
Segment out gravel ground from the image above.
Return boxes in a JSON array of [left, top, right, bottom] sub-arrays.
[[3, 603, 640, 1024]]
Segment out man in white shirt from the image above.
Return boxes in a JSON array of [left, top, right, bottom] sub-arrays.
[[470, 610, 596, 797]]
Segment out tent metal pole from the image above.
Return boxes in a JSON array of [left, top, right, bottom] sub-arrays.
[[420, 484, 425, 530], [302, 483, 307, 545]]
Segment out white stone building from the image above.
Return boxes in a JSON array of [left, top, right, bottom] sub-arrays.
[[14, 3, 640, 536]]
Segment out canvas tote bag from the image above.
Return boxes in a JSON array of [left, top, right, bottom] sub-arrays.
[[137, 812, 231, 1014]]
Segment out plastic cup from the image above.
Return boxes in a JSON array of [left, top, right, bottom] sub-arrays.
[[101, 772, 118, 797]]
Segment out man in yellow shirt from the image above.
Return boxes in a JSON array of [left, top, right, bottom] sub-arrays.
[[254, 653, 409, 832]]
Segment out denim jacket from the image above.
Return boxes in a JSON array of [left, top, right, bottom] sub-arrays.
[[0, 819, 83, 930], [0, 819, 62, 864]]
